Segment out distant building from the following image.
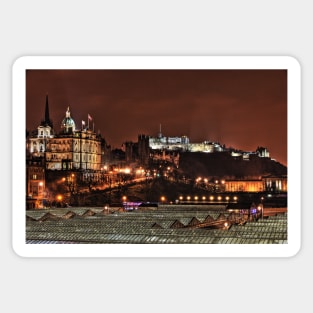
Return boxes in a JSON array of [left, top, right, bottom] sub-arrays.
[[137, 126, 271, 168], [138, 134, 150, 166], [256, 146, 270, 158], [148, 126, 223, 153], [224, 179, 264, 193], [224, 176, 287, 193], [125, 141, 138, 164], [263, 175, 288, 192]]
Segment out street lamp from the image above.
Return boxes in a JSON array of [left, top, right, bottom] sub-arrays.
[[260, 196, 264, 219], [57, 195, 63, 207]]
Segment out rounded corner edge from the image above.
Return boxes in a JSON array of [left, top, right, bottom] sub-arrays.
[[12, 55, 28, 70], [285, 241, 302, 259], [285, 55, 301, 71], [11, 243, 26, 259]]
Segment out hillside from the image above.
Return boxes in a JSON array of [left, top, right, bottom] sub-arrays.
[[178, 152, 287, 179]]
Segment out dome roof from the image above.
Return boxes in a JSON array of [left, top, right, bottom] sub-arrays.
[[61, 107, 76, 133]]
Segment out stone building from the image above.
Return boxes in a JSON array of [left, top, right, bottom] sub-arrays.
[[27, 96, 104, 171], [26, 96, 111, 207]]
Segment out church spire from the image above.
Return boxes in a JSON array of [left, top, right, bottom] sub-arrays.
[[45, 94, 50, 123], [41, 94, 53, 128]]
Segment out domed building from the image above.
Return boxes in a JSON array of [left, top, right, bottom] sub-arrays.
[[27, 96, 107, 172], [61, 107, 76, 134], [26, 96, 111, 207]]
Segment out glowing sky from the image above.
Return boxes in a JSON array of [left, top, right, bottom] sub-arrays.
[[26, 69, 287, 166]]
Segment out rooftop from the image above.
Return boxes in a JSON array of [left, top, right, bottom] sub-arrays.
[[26, 205, 287, 244]]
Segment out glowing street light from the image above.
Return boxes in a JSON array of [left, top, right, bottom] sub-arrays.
[[258, 204, 264, 219]]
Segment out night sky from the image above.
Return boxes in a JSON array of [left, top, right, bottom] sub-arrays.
[[26, 69, 287, 166]]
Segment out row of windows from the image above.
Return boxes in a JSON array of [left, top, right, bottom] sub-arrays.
[[46, 155, 99, 162]]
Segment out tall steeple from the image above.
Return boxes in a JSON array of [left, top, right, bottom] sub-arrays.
[[45, 94, 50, 123], [41, 94, 53, 128]]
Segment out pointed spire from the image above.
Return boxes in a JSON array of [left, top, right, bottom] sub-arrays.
[[45, 94, 50, 123], [41, 94, 53, 128]]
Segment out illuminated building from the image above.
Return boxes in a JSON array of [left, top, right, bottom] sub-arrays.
[[148, 125, 223, 153], [223, 176, 287, 193], [26, 158, 45, 209], [263, 175, 288, 192], [27, 96, 103, 171], [224, 179, 264, 193], [27, 95, 54, 157]]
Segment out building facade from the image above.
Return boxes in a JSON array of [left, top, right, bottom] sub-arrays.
[[224, 176, 287, 193], [44, 129, 102, 171], [27, 98, 103, 172], [26, 96, 111, 207], [26, 158, 45, 209]]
